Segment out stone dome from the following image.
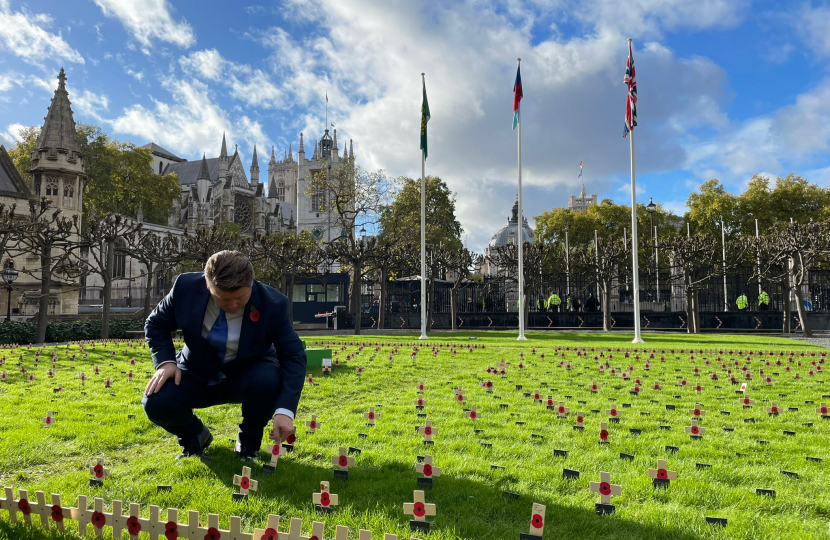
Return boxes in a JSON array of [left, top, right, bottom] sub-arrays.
[[488, 198, 534, 249]]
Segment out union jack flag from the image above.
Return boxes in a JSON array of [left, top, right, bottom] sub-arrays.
[[624, 41, 637, 138]]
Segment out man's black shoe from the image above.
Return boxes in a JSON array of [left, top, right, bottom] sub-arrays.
[[176, 426, 213, 460], [234, 445, 259, 461]]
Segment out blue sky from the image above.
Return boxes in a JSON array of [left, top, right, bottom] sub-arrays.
[[2, 0, 830, 252]]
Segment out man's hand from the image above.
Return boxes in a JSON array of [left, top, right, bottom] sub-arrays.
[[270, 414, 296, 443], [144, 363, 181, 396]]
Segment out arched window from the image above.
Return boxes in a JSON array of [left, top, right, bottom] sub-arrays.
[[113, 238, 127, 279], [64, 181, 74, 197], [277, 180, 285, 201], [46, 183, 58, 196]]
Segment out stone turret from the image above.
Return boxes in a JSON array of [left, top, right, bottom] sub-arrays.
[[30, 68, 85, 214]]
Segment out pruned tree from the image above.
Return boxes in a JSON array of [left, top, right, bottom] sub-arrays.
[[81, 213, 143, 338], [438, 245, 482, 330], [123, 228, 184, 317], [661, 235, 747, 334], [13, 198, 82, 343], [753, 221, 830, 336], [307, 163, 393, 335], [251, 230, 326, 322], [572, 237, 629, 331], [179, 222, 251, 270], [487, 240, 558, 329], [367, 237, 415, 330]]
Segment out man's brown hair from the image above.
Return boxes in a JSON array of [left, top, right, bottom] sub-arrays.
[[204, 250, 254, 291]]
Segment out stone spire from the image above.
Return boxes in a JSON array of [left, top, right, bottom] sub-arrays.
[[250, 144, 260, 184], [33, 67, 82, 165], [298, 132, 305, 158], [332, 128, 338, 154], [218, 132, 229, 181], [288, 142, 293, 162], [349, 139, 354, 159], [270, 145, 276, 164], [198, 153, 210, 180]]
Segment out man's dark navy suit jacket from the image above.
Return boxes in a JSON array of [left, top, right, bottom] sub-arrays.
[[144, 272, 307, 415]]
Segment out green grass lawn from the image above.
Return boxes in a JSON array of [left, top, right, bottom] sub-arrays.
[[0, 331, 828, 540]]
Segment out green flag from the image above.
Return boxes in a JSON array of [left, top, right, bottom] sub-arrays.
[[420, 76, 430, 159]]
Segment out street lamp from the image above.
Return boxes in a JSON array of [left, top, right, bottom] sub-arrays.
[[646, 197, 657, 305], [2, 259, 18, 321], [360, 225, 366, 238]]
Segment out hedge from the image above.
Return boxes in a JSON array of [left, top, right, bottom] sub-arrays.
[[0, 319, 146, 345]]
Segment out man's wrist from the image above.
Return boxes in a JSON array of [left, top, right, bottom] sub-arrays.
[[274, 408, 294, 420]]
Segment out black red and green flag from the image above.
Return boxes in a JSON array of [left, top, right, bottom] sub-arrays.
[[420, 77, 430, 159]]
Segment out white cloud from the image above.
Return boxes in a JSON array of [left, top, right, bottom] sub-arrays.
[[126, 69, 145, 81], [0, 0, 84, 65], [237, 0, 740, 251], [0, 74, 14, 92], [73, 90, 110, 121], [109, 77, 272, 159], [792, 3, 830, 58], [180, 48, 284, 108], [180, 49, 227, 81], [92, 0, 195, 49]]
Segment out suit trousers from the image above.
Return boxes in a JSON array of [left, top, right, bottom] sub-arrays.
[[142, 359, 282, 451]]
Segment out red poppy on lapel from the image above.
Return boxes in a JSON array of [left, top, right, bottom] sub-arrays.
[[250, 305, 260, 322]]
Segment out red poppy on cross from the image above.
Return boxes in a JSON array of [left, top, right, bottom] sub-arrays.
[[233, 466, 258, 496]]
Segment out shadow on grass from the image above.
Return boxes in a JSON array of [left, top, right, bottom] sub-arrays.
[[198, 445, 707, 540]]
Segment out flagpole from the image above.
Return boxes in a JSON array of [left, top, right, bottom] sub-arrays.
[[628, 41, 643, 343], [420, 73, 428, 340], [516, 58, 526, 341]]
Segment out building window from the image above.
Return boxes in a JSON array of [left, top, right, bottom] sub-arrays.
[[292, 284, 306, 303], [64, 182, 74, 197], [113, 239, 127, 279], [278, 180, 285, 201], [326, 284, 341, 302], [159, 162, 163, 175], [46, 183, 58, 196]]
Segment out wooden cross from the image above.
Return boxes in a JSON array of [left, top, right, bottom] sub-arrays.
[[590, 381, 599, 392], [403, 490, 436, 522], [364, 407, 379, 426], [298, 520, 325, 540], [532, 390, 542, 404], [306, 415, 320, 433], [545, 396, 554, 408], [689, 403, 705, 418], [0, 372, 6, 381], [252, 514, 281, 540], [741, 395, 754, 406], [307, 375, 315, 385], [694, 383, 704, 393], [685, 419, 705, 437], [78, 372, 85, 386], [415, 455, 441, 479], [647, 459, 677, 482], [481, 380, 494, 393], [356, 366, 364, 375], [575, 411, 584, 428], [766, 402, 780, 415], [455, 387, 466, 403], [465, 406, 480, 420], [332, 447, 355, 472], [557, 402, 569, 418], [606, 406, 619, 419], [599, 421, 609, 442], [265, 442, 283, 468], [589, 471, 621, 504], [817, 402, 828, 415], [90, 459, 109, 481], [42, 411, 56, 428], [416, 381, 427, 392], [526, 502, 546, 537], [233, 466, 258, 496], [419, 420, 437, 442], [145, 506, 179, 540], [765, 375, 775, 385], [414, 393, 426, 408], [312, 481, 339, 509]]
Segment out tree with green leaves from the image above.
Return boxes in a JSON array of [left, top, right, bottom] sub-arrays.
[[379, 175, 463, 252], [685, 179, 739, 238], [7, 124, 180, 225], [179, 222, 250, 271]]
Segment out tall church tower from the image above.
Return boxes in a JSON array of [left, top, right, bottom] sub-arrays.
[[30, 68, 85, 215]]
